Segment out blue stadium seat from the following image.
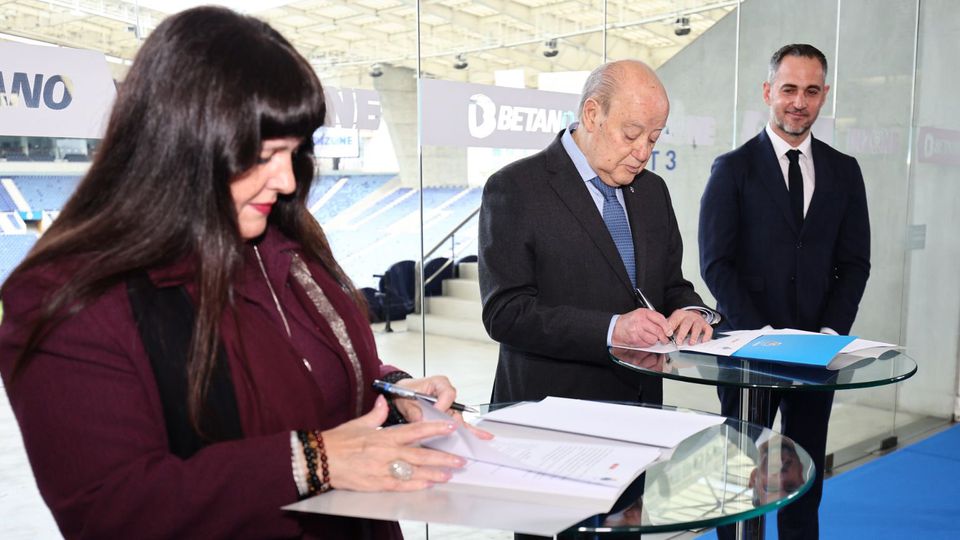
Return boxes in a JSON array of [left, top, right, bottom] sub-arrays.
[[11, 175, 82, 212], [0, 234, 38, 285]]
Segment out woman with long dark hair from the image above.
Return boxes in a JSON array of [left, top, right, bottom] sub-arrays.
[[0, 6, 483, 538]]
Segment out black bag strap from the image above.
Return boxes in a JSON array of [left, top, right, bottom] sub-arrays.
[[126, 272, 243, 459]]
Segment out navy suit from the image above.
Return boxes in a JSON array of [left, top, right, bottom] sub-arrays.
[[699, 129, 870, 539]]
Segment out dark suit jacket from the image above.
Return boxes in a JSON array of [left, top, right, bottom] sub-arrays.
[[479, 130, 707, 403], [699, 129, 870, 334]]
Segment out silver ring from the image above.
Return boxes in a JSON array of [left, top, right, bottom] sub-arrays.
[[389, 460, 414, 481]]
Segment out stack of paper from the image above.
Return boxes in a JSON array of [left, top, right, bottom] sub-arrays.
[[285, 397, 727, 535], [619, 327, 897, 368]]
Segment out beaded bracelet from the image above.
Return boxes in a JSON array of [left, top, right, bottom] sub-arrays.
[[290, 431, 309, 496], [312, 430, 331, 493], [296, 429, 332, 496]]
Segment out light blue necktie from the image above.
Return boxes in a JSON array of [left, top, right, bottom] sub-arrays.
[[589, 177, 636, 286]]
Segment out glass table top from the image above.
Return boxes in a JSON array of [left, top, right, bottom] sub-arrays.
[[609, 347, 917, 391], [473, 403, 815, 535]]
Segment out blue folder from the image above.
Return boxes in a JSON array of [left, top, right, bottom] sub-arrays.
[[730, 334, 857, 368]]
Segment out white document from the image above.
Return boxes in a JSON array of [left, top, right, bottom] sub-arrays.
[[443, 459, 626, 511], [480, 397, 725, 449], [483, 436, 661, 485], [615, 330, 764, 355], [839, 338, 898, 354], [284, 398, 707, 535], [416, 397, 659, 485], [619, 328, 898, 358]]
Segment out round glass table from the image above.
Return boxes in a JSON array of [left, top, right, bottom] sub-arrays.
[[471, 403, 815, 538], [608, 346, 917, 393], [607, 346, 917, 539], [608, 346, 917, 432], [285, 402, 815, 538]]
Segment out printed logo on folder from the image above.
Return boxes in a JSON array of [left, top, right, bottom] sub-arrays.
[[730, 334, 857, 367]]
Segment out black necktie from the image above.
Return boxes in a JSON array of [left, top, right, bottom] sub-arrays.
[[786, 149, 804, 226]]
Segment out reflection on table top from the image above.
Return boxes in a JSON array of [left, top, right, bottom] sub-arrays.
[[608, 347, 917, 391], [473, 403, 814, 535]]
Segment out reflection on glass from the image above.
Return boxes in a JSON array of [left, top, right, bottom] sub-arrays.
[[610, 348, 670, 372], [602, 498, 646, 527], [751, 436, 805, 506]]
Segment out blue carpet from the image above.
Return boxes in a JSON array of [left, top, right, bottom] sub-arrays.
[[697, 424, 960, 539]]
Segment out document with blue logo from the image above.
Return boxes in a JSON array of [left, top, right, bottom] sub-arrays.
[[731, 334, 857, 367]]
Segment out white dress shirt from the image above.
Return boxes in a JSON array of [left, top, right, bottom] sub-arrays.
[[765, 123, 815, 217]]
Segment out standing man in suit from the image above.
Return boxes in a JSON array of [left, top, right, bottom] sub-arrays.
[[479, 60, 718, 406], [699, 44, 870, 539]]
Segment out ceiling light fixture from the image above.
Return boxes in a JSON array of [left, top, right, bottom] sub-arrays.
[[542, 39, 559, 58]]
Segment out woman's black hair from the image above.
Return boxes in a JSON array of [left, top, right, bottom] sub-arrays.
[[4, 6, 359, 430]]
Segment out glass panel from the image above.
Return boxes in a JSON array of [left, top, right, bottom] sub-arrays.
[[299, 6, 424, 385], [415, 0, 606, 410], [414, 3, 605, 538], [606, 1, 740, 416], [829, 0, 921, 464], [897, 0, 960, 425]]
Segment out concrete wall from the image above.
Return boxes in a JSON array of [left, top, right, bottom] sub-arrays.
[[373, 64, 467, 188]]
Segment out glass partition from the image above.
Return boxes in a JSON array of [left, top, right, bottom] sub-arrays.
[[897, 0, 960, 431], [2, 1, 958, 538], [827, 0, 918, 466], [611, 2, 741, 416]]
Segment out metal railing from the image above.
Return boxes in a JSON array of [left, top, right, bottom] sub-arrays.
[[414, 205, 480, 313]]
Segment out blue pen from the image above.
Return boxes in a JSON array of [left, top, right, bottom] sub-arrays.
[[372, 379, 479, 414]]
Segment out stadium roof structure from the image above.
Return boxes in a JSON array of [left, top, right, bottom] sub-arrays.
[[0, 0, 737, 86]]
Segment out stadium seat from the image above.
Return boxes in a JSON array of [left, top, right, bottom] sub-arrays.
[[377, 260, 415, 320], [423, 257, 453, 297]]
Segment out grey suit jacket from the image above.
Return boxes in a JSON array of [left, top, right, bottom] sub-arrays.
[[479, 130, 708, 403]]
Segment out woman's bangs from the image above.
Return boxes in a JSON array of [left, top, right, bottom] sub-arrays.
[[256, 50, 326, 141]]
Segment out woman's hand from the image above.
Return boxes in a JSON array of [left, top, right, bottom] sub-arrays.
[[322, 396, 466, 491], [393, 376, 493, 440]]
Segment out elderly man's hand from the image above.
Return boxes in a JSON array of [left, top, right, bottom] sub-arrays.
[[612, 308, 672, 347], [667, 309, 713, 345]]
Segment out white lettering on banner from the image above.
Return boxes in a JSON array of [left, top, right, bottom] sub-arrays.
[[324, 87, 381, 130], [918, 127, 960, 166], [844, 127, 903, 155], [468, 94, 497, 138], [468, 92, 575, 140], [925, 133, 960, 158]]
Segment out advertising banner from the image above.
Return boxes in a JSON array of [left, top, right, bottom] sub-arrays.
[[324, 87, 381, 131], [1, 42, 117, 138], [421, 79, 578, 150], [313, 126, 360, 158], [917, 127, 960, 167]]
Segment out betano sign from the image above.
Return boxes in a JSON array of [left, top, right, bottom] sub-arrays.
[[421, 78, 578, 150], [0, 42, 117, 139]]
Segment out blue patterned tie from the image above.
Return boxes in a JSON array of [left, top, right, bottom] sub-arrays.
[[589, 177, 636, 286]]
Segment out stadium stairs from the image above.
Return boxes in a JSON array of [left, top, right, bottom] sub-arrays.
[[407, 261, 492, 342]]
